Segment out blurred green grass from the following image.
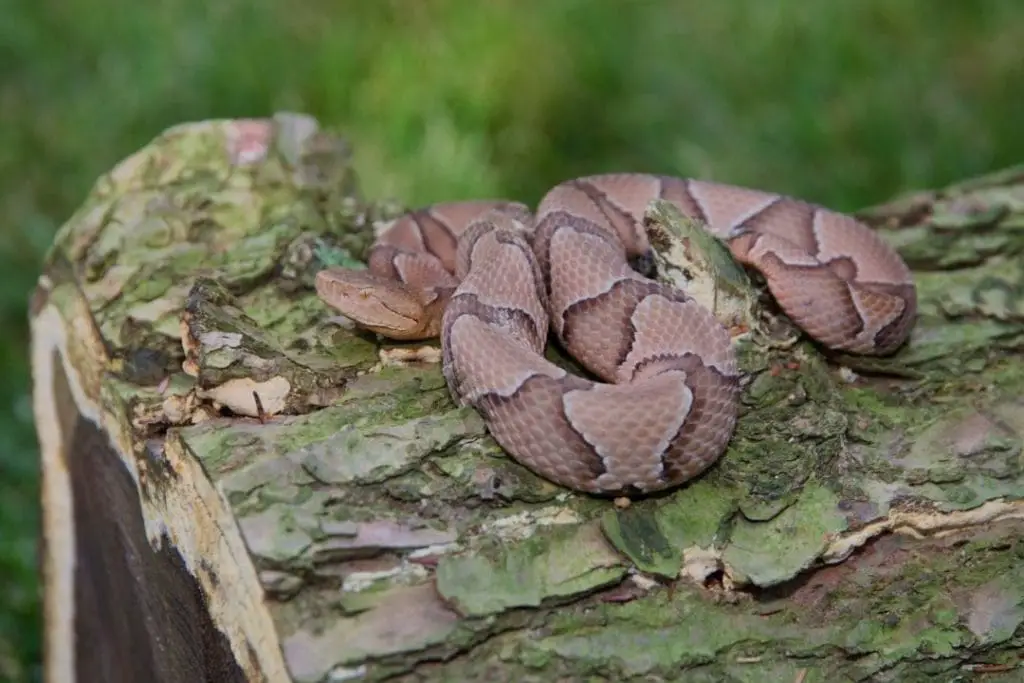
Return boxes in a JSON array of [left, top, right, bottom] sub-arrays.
[[3, 0, 1024, 679]]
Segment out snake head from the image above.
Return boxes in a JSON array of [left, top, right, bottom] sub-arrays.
[[315, 268, 433, 339]]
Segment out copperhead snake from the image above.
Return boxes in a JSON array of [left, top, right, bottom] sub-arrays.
[[316, 173, 916, 495]]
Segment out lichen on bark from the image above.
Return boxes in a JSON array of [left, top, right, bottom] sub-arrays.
[[42, 115, 1024, 682]]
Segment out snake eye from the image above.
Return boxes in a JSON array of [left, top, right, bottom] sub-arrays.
[[358, 288, 373, 299]]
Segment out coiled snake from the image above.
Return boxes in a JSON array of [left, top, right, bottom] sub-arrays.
[[316, 173, 916, 495]]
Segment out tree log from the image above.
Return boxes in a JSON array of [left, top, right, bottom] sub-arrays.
[[31, 114, 1024, 683]]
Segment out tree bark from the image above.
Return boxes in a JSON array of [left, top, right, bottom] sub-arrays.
[[31, 114, 1024, 683]]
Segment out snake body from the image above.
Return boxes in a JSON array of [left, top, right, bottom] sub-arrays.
[[316, 173, 916, 495]]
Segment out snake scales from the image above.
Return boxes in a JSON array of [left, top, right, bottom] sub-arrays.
[[316, 173, 916, 495]]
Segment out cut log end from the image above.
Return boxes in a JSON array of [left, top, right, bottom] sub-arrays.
[[32, 281, 284, 683]]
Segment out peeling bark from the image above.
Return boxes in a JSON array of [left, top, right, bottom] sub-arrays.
[[31, 115, 1024, 683]]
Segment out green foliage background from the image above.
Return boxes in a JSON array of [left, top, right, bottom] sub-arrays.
[[2, 1, 1023, 679]]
